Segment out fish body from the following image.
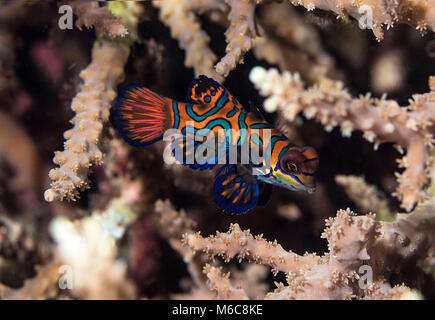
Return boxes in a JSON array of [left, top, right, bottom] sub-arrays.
[[114, 75, 318, 214]]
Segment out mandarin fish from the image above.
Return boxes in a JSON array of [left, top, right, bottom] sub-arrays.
[[113, 75, 319, 214]]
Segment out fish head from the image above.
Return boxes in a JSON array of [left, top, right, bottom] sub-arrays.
[[272, 145, 319, 192]]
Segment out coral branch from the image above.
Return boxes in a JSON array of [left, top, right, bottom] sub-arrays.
[[2, 0, 435, 302], [44, 1, 143, 202], [0, 259, 61, 300], [184, 0, 227, 13], [44, 42, 129, 202], [288, 0, 435, 41], [184, 223, 321, 275], [185, 205, 435, 299], [50, 217, 136, 299], [335, 175, 394, 221], [203, 264, 249, 299], [252, 2, 330, 84], [374, 200, 435, 275], [250, 67, 435, 211], [154, 199, 207, 289], [215, 0, 262, 77], [155, 199, 268, 299], [153, 0, 223, 82], [69, 0, 128, 38]]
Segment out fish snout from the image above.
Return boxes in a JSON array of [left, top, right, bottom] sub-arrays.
[[307, 186, 316, 194], [300, 146, 319, 175]]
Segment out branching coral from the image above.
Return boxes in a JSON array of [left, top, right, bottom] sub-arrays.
[[153, 0, 263, 79], [288, 0, 435, 41], [50, 217, 137, 299], [154, 0, 435, 80], [0, 259, 61, 300], [2, 0, 435, 302], [154, 199, 207, 290], [155, 199, 269, 299], [184, 204, 435, 299], [252, 2, 331, 84], [44, 42, 129, 202], [335, 175, 394, 221], [69, 0, 128, 38], [44, 2, 142, 202], [214, 0, 262, 77], [185, 223, 321, 275], [184, 0, 227, 14], [153, 0, 223, 81], [202, 264, 249, 299], [250, 66, 435, 212]]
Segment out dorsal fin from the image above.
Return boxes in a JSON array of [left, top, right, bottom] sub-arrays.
[[248, 100, 268, 122], [187, 75, 227, 107]]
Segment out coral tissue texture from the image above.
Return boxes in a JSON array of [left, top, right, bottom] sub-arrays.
[[0, 0, 435, 301], [249, 67, 435, 212], [70, 0, 128, 38], [44, 42, 129, 202]]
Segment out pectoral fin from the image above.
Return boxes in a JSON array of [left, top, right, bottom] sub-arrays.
[[213, 165, 260, 215]]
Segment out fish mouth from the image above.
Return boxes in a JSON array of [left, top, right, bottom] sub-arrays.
[[307, 186, 316, 194]]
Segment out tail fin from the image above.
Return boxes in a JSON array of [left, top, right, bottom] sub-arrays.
[[113, 84, 168, 146]]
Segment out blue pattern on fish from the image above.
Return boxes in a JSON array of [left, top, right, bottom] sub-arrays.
[[113, 75, 319, 214]]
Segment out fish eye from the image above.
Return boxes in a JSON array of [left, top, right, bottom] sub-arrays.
[[286, 162, 298, 173]]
